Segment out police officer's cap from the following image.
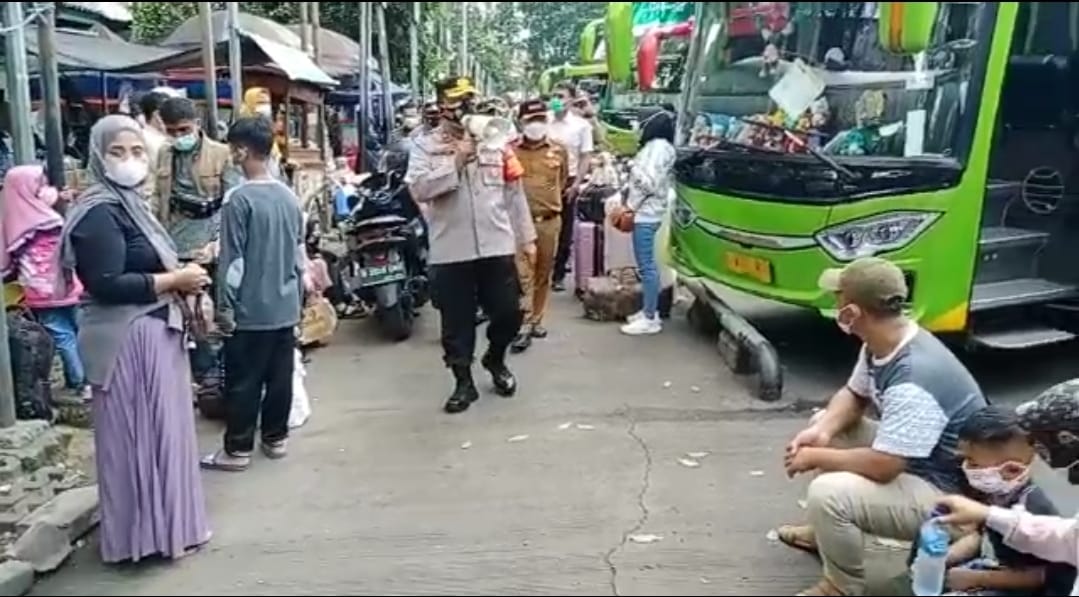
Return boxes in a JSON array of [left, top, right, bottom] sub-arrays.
[[435, 76, 478, 102], [518, 99, 548, 122]]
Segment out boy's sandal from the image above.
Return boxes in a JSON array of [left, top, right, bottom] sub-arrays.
[[200, 450, 251, 472]]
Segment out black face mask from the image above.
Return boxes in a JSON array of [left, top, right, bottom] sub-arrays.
[[442, 99, 475, 123]]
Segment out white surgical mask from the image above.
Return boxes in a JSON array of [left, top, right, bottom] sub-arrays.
[[523, 122, 547, 141], [963, 463, 1031, 496], [255, 104, 273, 118], [105, 158, 149, 188]]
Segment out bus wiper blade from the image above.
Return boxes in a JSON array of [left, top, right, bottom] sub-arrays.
[[780, 132, 860, 182]]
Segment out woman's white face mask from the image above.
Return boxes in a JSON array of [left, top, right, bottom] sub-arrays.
[[105, 157, 149, 188], [523, 122, 548, 141], [255, 104, 273, 118]]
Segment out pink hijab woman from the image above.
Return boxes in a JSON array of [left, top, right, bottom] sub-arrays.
[[0, 166, 63, 278], [0, 165, 87, 397]]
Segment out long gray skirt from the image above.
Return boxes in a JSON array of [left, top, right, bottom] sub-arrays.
[[92, 316, 211, 563]]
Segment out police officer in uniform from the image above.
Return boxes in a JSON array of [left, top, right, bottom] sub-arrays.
[[511, 99, 569, 353], [406, 76, 537, 414]]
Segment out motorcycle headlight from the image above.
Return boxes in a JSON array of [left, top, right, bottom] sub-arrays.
[[672, 197, 697, 230], [815, 211, 941, 262]]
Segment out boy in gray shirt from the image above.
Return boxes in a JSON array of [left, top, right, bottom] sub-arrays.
[[203, 116, 305, 472]]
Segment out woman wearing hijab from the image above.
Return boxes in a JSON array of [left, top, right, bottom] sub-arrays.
[[621, 110, 677, 336], [0, 166, 87, 397], [60, 115, 213, 563]]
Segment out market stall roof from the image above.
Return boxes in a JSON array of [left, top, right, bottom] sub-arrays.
[[162, 11, 336, 87], [61, 2, 133, 23], [283, 25, 373, 78], [20, 27, 195, 73]]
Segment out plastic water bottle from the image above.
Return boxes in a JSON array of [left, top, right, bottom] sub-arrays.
[[911, 507, 949, 596]]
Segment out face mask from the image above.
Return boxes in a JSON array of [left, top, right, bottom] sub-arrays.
[[549, 98, 566, 116], [523, 122, 547, 141], [836, 305, 858, 335], [173, 133, 198, 152], [37, 185, 59, 207], [963, 462, 1031, 496], [255, 104, 273, 118], [105, 158, 149, 188]]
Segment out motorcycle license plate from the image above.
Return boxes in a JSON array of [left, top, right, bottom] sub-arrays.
[[359, 261, 407, 286]]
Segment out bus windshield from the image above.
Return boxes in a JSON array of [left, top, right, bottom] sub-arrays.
[[680, 2, 989, 166]]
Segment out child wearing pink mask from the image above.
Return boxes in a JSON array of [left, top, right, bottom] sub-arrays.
[[0, 166, 87, 398]]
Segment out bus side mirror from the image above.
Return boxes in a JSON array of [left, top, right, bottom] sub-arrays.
[[878, 2, 939, 54], [607, 2, 634, 86], [580, 18, 604, 64]]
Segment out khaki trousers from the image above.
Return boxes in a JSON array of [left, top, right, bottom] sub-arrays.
[[516, 216, 561, 327], [808, 419, 942, 596]]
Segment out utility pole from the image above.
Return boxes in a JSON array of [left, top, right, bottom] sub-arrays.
[[377, 2, 393, 146], [410, 2, 420, 96], [197, 2, 219, 135], [312, 2, 326, 163], [299, 2, 311, 54], [298, 2, 311, 148], [227, 2, 243, 116], [4, 2, 34, 165], [36, 2, 64, 188], [0, 2, 27, 428], [356, 1, 370, 173], [459, 2, 468, 75]]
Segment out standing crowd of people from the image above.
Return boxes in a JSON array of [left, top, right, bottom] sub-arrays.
[[405, 74, 677, 414], [0, 89, 310, 564]]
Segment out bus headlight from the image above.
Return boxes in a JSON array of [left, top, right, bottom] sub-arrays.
[[672, 197, 697, 230], [815, 211, 941, 262]]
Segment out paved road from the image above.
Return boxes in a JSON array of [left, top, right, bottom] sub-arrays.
[[32, 288, 1079, 596]]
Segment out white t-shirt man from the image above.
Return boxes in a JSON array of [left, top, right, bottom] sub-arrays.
[[547, 111, 594, 179]]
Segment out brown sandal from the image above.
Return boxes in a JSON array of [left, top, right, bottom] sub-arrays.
[[795, 578, 845, 596], [777, 524, 819, 555]]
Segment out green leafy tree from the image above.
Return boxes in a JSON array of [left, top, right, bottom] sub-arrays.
[[518, 2, 606, 72]]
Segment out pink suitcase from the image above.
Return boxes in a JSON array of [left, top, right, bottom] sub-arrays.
[[573, 221, 603, 296], [603, 196, 637, 273]]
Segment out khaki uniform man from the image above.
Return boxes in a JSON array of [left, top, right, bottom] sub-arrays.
[[511, 99, 570, 353]]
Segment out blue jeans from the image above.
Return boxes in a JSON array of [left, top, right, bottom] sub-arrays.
[[34, 306, 85, 389], [632, 221, 662, 318]]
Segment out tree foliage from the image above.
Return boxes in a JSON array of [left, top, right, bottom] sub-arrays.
[[518, 2, 607, 72]]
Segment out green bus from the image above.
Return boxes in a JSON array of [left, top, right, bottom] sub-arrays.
[[672, 2, 1079, 400], [537, 63, 610, 96], [601, 1, 696, 155]]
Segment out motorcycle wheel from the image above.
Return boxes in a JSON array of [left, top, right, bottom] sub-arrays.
[[380, 301, 414, 342]]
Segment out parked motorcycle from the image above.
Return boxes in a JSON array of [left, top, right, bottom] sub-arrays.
[[340, 170, 429, 341]]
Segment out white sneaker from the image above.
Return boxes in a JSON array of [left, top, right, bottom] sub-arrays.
[[627, 311, 646, 324], [621, 316, 662, 336]]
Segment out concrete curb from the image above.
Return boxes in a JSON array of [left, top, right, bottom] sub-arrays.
[[0, 561, 33, 596], [0, 486, 99, 595]]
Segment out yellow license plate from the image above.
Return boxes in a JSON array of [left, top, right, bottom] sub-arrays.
[[725, 251, 773, 284]]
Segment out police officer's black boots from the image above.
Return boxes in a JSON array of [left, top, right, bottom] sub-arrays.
[[444, 365, 479, 414], [481, 350, 517, 397]]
